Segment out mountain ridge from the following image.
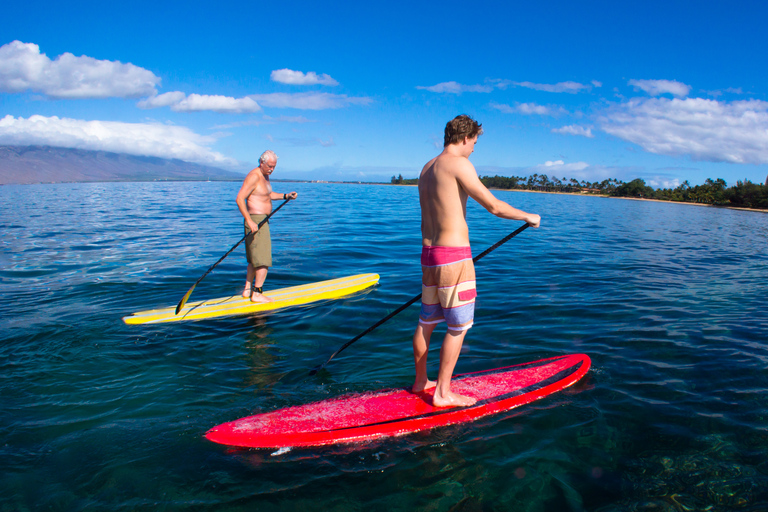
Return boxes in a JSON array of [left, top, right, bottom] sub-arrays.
[[0, 146, 245, 185]]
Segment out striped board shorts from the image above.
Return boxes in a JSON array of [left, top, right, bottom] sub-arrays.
[[419, 246, 477, 331]]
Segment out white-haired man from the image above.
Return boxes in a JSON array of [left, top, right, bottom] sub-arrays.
[[235, 150, 298, 303]]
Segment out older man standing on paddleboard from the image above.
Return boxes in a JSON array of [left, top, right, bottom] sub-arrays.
[[413, 115, 541, 407], [235, 150, 297, 303]]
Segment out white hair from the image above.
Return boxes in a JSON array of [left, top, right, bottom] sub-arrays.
[[259, 150, 278, 164]]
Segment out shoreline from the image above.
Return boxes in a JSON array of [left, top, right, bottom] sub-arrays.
[[487, 186, 768, 214]]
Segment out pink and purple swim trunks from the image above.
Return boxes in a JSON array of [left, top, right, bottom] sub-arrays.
[[419, 246, 477, 331]]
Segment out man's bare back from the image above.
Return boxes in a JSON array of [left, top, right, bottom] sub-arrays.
[[419, 150, 473, 248], [419, 136, 540, 246]]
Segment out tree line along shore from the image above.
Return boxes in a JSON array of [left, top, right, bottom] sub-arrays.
[[390, 174, 768, 211]]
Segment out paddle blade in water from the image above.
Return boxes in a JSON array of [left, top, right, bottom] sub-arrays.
[[175, 286, 195, 315]]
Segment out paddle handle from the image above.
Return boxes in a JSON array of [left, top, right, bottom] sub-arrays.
[[471, 223, 529, 263]]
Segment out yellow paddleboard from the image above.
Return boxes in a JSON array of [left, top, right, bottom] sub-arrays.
[[123, 273, 380, 325]]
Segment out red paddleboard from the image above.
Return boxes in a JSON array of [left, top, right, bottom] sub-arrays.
[[206, 353, 591, 449]]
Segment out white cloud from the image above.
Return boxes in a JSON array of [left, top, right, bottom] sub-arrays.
[[0, 40, 159, 99], [270, 68, 339, 86], [417, 79, 599, 95], [137, 91, 186, 109], [513, 81, 595, 94], [172, 94, 261, 113], [143, 91, 368, 113], [552, 125, 594, 137], [628, 79, 691, 97], [646, 177, 681, 189], [417, 81, 494, 94], [0, 115, 237, 168], [491, 102, 566, 116], [248, 92, 372, 110], [599, 97, 768, 164], [138, 92, 261, 113], [538, 160, 589, 172]]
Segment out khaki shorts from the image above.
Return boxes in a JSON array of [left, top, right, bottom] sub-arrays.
[[244, 214, 272, 267]]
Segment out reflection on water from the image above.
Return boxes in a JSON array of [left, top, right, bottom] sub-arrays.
[[1, 181, 767, 511]]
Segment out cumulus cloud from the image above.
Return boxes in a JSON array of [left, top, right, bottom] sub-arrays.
[[552, 125, 594, 137], [141, 91, 369, 112], [248, 92, 372, 110], [537, 160, 590, 172], [136, 91, 186, 109], [599, 97, 768, 164], [646, 177, 681, 189], [513, 81, 596, 94], [138, 92, 261, 113], [491, 102, 567, 116], [0, 40, 159, 99], [628, 79, 691, 97], [0, 115, 237, 168], [416, 81, 494, 94], [172, 94, 260, 113], [270, 68, 339, 86], [417, 79, 599, 95]]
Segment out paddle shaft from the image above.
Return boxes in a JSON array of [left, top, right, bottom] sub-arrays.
[[309, 222, 530, 374], [175, 199, 290, 314]]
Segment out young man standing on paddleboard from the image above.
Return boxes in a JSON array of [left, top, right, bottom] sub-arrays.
[[414, 115, 541, 407], [235, 150, 298, 303]]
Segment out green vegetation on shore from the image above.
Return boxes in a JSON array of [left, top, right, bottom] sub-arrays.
[[391, 173, 768, 210]]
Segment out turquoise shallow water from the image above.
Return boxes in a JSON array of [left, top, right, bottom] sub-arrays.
[[2, 181, 768, 511]]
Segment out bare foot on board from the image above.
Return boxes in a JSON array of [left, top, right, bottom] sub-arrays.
[[250, 292, 274, 304], [411, 379, 436, 393], [432, 391, 477, 408], [242, 282, 251, 298]]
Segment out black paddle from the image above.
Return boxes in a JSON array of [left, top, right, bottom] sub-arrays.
[[175, 199, 291, 315], [309, 222, 531, 375]]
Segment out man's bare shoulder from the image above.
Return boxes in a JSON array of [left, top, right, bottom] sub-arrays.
[[243, 167, 265, 183], [420, 156, 439, 175], [428, 152, 475, 176]]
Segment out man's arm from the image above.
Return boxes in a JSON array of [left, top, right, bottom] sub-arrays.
[[269, 191, 298, 200], [455, 161, 541, 227]]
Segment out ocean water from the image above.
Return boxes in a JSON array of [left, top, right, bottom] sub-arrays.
[[1, 181, 767, 511]]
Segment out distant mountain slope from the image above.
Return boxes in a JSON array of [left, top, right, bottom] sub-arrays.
[[0, 146, 245, 185]]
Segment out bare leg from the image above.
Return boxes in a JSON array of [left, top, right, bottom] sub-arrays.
[[432, 329, 477, 407], [242, 263, 255, 298], [250, 265, 273, 303], [412, 322, 436, 392]]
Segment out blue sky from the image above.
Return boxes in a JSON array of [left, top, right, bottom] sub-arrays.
[[1, 0, 767, 187]]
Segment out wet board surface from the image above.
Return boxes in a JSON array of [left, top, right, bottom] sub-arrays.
[[206, 353, 591, 449], [122, 273, 380, 325]]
